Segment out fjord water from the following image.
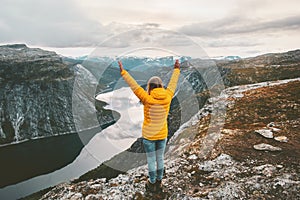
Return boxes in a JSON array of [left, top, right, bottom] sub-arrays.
[[0, 87, 143, 200]]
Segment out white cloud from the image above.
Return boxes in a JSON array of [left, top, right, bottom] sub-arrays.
[[0, 0, 299, 57], [178, 15, 300, 37], [0, 0, 108, 47], [89, 28, 207, 57]]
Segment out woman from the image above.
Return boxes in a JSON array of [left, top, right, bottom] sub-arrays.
[[118, 60, 180, 193]]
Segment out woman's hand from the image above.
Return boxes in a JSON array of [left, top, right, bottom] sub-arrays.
[[118, 61, 124, 73], [174, 59, 180, 69]]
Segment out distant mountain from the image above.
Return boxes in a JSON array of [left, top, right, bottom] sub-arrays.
[[65, 55, 191, 71], [213, 55, 242, 60], [217, 49, 300, 86]]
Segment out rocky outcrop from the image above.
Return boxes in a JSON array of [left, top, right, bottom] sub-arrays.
[[39, 153, 299, 199], [39, 78, 300, 200], [0, 44, 116, 145]]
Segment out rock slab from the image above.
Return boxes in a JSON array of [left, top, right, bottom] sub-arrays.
[[255, 129, 273, 139], [253, 143, 282, 151]]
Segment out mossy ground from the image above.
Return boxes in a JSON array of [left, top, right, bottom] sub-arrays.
[[219, 81, 300, 167]]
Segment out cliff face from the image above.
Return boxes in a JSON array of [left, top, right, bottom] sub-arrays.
[[0, 44, 116, 145], [0, 44, 74, 144], [0, 45, 121, 188]]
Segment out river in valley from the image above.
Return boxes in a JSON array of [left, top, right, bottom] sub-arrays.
[[0, 87, 142, 200]]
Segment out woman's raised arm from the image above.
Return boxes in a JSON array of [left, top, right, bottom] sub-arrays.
[[167, 60, 181, 95], [119, 60, 149, 103]]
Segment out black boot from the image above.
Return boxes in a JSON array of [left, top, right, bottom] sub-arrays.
[[145, 180, 156, 193], [155, 179, 163, 193]]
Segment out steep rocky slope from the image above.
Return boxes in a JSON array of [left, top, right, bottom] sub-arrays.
[[0, 44, 74, 143], [38, 78, 300, 199], [0, 44, 117, 145], [0, 44, 118, 187]]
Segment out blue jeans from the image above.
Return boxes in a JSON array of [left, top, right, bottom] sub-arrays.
[[143, 138, 167, 184]]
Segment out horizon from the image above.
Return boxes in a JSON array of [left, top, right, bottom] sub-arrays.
[[1, 42, 299, 60], [35, 45, 300, 59]]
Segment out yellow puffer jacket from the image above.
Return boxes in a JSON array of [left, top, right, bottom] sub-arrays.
[[121, 69, 180, 140]]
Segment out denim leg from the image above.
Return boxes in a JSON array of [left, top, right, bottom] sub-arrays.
[[143, 139, 157, 183], [156, 139, 167, 181]]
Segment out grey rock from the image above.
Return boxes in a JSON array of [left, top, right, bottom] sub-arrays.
[[188, 154, 198, 160], [253, 143, 282, 151], [272, 127, 281, 132], [254, 164, 277, 177], [199, 154, 234, 172], [85, 194, 101, 200], [208, 181, 245, 199], [70, 193, 83, 200], [276, 165, 284, 169], [274, 136, 288, 142], [255, 129, 273, 138]]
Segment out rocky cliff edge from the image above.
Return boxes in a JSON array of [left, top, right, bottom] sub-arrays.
[[39, 78, 300, 200]]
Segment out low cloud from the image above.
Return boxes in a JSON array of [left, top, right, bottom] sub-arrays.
[[179, 15, 300, 37], [0, 0, 168, 48], [99, 27, 193, 49], [207, 40, 260, 48], [0, 2, 171, 49], [139, 23, 160, 28], [0, 0, 108, 47]]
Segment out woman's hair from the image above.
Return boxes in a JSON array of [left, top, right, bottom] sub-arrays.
[[147, 76, 163, 94]]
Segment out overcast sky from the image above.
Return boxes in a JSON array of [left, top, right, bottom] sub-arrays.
[[1, 0, 300, 57]]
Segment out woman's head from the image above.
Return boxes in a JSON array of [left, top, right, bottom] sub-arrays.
[[147, 76, 163, 94]]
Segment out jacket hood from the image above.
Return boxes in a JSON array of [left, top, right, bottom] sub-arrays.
[[150, 88, 168, 100]]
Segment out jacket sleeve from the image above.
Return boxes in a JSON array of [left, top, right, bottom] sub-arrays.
[[166, 68, 180, 96], [121, 70, 149, 103]]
